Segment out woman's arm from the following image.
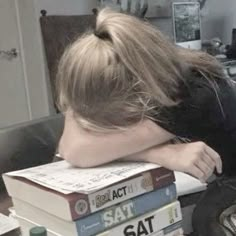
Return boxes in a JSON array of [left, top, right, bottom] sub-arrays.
[[124, 142, 222, 182], [58, 111, 174, 167], [59, 112, 222, 182]]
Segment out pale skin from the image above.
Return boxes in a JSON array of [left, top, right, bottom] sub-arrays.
[[59, 111, 222, 183]]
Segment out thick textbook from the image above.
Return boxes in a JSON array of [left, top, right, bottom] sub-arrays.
[[3, 161, 174, 221], [14, 215, 183, 236]]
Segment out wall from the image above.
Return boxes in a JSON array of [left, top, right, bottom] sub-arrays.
[[17, 0, 53, 119], [201, 0, 236, 44], [34, 0, 97, 16]]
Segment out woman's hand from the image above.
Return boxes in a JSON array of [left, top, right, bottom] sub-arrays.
[[146, 141, 222, 182]]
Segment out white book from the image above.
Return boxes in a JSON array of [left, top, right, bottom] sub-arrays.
[[12, 208, 183, 236], [174, 171, 207, 196]]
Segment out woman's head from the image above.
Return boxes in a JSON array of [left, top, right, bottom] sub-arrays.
[[57, 8, 224, 132]]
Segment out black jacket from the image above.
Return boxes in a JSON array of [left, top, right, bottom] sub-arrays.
[[155, 76, 236, 176]]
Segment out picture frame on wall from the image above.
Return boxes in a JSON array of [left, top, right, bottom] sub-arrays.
[[172, 2, 202, 50]]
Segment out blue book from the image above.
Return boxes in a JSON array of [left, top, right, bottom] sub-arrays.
[[13, 184, 177, 236]]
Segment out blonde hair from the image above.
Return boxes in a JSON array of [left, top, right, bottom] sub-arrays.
[[57, 8, 224, 132]]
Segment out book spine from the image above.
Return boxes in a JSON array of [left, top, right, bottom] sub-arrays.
[[76, 183, 177, 236], [70, 168, 174, 220], [164, 228, 183, 236], [97, 201, 182, 236], [149, 222, 183, 236], [153, 228, 183, 236], [162, 222, 183, 236]]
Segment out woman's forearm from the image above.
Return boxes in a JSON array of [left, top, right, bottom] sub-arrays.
[[122, 143, 169, 163], [124, 142, 222, 182], [59, 111, 175, 167]]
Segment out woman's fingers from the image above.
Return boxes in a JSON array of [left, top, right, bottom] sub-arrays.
[[204, 145, 222, 174], [201, 152, 215, 170], [190, 166, 206, 183], [195, 156, 214, 181]]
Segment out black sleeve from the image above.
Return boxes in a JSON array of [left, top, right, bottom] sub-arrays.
[[155, 77, 236, 175], [219, 81, 236, 136], [154, 78, 230, 140]]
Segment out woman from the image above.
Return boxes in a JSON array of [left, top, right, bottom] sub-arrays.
[[57, 9, 236, 235]]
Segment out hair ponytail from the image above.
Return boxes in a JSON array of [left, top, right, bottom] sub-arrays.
[[57, 8, 225, 132]]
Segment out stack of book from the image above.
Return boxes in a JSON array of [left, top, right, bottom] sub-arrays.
[[3, 161, 184, 236]]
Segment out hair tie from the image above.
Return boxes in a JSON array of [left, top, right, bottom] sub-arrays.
[[94, 30, 101, 38], [94, 30, 111, 41]]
